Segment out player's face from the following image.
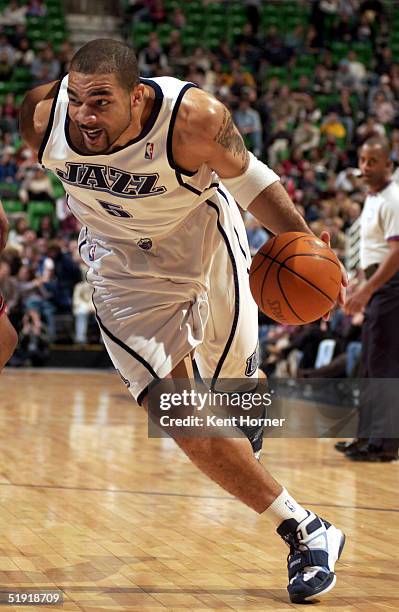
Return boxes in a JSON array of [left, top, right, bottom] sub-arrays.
[[67, 72, 135, 154], [359, 144, 392, 188]]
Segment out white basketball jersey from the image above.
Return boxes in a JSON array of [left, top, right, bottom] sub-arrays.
[[40, 75, 220, 241]]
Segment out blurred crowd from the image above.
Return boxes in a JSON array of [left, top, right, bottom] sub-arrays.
[[0, 0, 397, 373]]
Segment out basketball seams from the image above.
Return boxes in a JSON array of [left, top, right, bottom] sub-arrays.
[[249, 233, 341, 324], [282, 252, 341, 270], [250, 234, 308, 290], [281, 254, 340, 303], [258, 252, 339, 304], [276, 265, 305, 323]]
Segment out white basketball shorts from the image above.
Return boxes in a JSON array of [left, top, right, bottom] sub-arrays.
[[79, 187, 259, 403]]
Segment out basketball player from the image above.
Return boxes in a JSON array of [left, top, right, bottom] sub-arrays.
[[17, 40, 347, 603], [0, 201, 18, 371], [343, 137, 399, 461]]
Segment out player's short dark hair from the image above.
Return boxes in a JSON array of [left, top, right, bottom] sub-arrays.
[[362, 136, 392, 159], [70, 39, 140, 92]]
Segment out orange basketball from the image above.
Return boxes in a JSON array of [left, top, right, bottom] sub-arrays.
[[249, 232, 341, 325]]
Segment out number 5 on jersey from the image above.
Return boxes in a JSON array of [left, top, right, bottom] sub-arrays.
[[98, 200, 133, 218]]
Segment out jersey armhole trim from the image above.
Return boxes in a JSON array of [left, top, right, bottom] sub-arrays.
[[166, 82, 198, 177], [37, 79, 62, 165]]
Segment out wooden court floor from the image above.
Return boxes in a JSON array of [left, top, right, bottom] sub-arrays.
[[0, 369, 398, 611]]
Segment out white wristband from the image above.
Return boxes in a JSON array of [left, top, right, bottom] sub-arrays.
[[220, 152, 280, 210]]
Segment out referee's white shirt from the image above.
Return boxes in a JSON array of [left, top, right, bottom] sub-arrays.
[[360, 180, 399, 269]]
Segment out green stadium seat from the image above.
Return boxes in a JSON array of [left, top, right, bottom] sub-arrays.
[[132, 21, 153, 36], [207, 3, 224, 16], [13, 67, 32, 82], [266, 66, 288, 80], [3, 200, 24, 215], [291, 66, 314, 79], [49, 175, 65, 199], [27, 201, 55, 232]]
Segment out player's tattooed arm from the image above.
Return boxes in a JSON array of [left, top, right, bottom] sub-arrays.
[[174, 87, 250, 177], [214, 108, 249, 173]]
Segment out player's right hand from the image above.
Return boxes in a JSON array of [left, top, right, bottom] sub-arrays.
[[0, 200, 9, 252]]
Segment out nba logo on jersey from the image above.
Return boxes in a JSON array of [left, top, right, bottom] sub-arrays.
[[89, 244, 96, 261], [145, 142, 154, 160]]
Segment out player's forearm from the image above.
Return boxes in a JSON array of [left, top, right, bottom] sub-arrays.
[[366, 248, 399, 295], [247, 181, 312, 236]]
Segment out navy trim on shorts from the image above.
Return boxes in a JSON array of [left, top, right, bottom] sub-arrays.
[[38, 79, 63, 164], [217, 187, 230, 206], [218, 186, 248, 265], [205, 199, 240, 390], [233, 227, 248, 262], [92, 291, 159, 380], [137, 378, 163, 406], [166, 82, 198, 176]]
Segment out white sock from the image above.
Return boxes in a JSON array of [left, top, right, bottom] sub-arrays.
[[265, 488, 308, 528]]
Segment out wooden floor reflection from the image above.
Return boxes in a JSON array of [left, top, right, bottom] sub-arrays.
[[0, 369, 397, 611]]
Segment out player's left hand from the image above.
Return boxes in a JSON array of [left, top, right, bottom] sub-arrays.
[[344, 285, 372, 315], [320, 231, 348, 320]]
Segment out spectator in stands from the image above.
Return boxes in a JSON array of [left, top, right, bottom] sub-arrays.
[[26, 0, 47, 18], [244, 213, 269, 256], [267, 118, 292, 167], [263, 26, 292, 66], [233, 95, 262, 158], [244, 0, 261, 35], [341, 50, 367, 92], [15, 37, 35, 67], [370, 91, 396, 125], [270, 85, 299, 125], [31, 46, 61, 86], [0, 153, 17, 183], [285, 24, 305, 54], [376, 45, 393, 75], [72, 269, 95, 344], [16, 260, 56, 341], [138, 33, 168, 77], [320, 112, 346, 140], [59, 41, 74, 76], [356, 114, 385, 144], [3, 93, 18, 132], [37, 215, 57, 240], [7, 217, 28, 251], [9, 23, 27, 49], [303, 24, 321, 54], [170, 6, 186, 29], [329, 88, 357, 142], [0, 51, 12, 82], [18, 311, 50, 367], [42, 241, 81, 316], [292, 118, 320, 155], [0, 1, 26, 27], [19, 165, 55, 205], [313, 63, 334, 94]]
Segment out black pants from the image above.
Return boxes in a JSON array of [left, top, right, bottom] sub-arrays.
[[357, 272, 399, 451]]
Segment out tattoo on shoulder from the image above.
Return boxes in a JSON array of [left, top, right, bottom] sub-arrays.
[[214, 108, 249, 170]]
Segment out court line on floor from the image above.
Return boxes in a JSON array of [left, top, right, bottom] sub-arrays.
[[0, 481, 397, 513]]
